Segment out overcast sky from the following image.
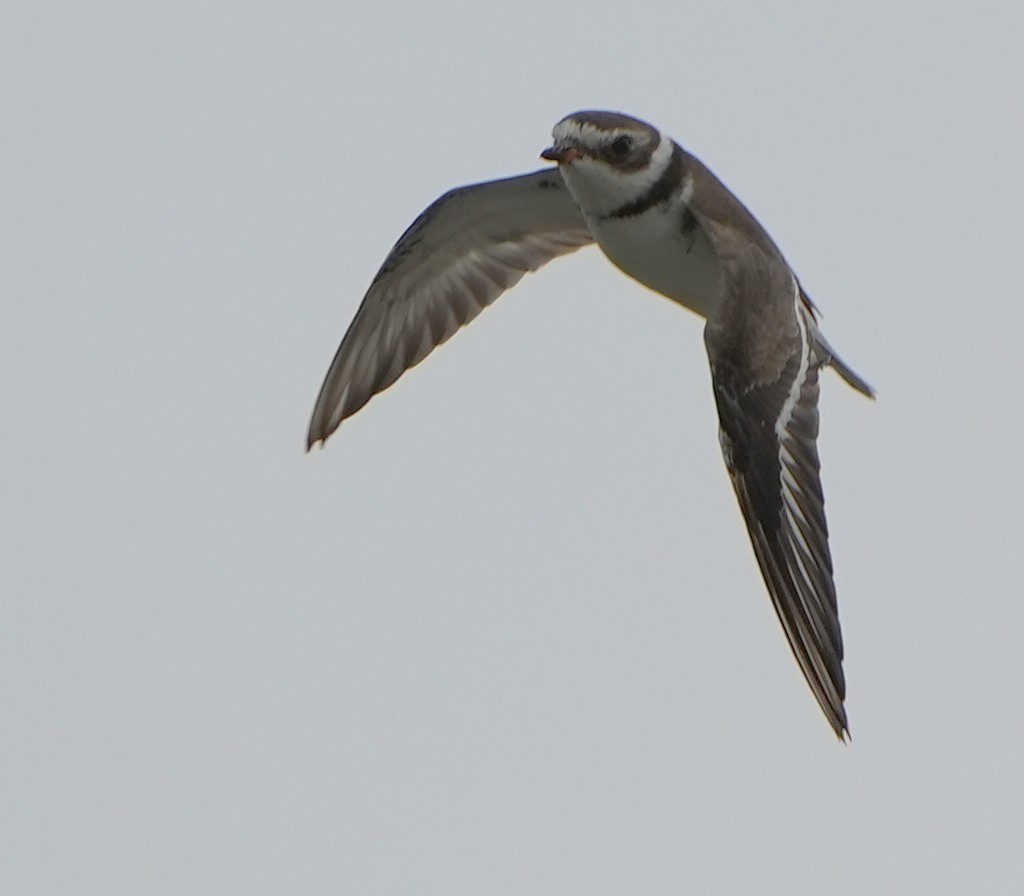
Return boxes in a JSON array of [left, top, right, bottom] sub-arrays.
[[5, 2, 1024, 893]]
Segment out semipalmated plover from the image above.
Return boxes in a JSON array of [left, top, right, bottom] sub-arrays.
[[308, 110, 873, 738]]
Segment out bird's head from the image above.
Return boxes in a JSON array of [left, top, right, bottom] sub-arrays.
[[541, 110, 673, 218]]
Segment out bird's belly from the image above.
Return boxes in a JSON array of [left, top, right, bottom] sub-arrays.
[[592, 213, 720, 318]]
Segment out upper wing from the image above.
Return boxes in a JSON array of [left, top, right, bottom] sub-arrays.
[[307, 168, 594, 447], [702, 235, 848, 737]]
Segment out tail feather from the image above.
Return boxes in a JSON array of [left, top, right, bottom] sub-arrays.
[[814, 332, 875, 399]]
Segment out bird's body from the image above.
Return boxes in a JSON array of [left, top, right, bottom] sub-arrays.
[[585, 187, 721, 316], [307, 110, 873, 737]]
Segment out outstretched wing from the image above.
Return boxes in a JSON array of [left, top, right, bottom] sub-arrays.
[[307, 169, 594, 447], [703, 236, 847, 737]]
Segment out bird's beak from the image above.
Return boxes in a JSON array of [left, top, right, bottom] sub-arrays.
[[541, 146, 580, 164]]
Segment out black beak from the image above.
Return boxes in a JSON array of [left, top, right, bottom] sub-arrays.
[[541, 146, 580, 163]]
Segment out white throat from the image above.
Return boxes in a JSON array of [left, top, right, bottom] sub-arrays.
[[558, 132, 676, 220]]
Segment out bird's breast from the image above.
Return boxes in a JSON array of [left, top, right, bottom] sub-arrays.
[[591, 206, 720, 318]]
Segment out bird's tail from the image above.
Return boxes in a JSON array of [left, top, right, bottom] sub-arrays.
[[814, 332, 875, 399]]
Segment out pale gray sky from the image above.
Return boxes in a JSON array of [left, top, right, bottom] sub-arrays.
[[5, 1, 1024, 893]]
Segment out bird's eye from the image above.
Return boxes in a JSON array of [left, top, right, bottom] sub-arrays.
[[610, 135, 633, 157]]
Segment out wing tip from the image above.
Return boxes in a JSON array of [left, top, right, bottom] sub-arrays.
[[306, 382, 353, 452], [820, 691, 850, 741], [306, 420, 339, 453], [306, 412, 342, 452], [812, 672, 850, 742], [832, 713, 851, 743]]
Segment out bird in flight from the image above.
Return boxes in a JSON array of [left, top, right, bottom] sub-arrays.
[[307, 110, 873, 738]]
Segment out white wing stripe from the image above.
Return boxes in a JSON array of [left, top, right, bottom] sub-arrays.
[[774, 276, 810, 441]]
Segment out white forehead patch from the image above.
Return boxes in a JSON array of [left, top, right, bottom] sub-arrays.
[[551, 118, 649, 153]]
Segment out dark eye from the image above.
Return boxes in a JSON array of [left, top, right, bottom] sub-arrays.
[[610, 135, 633, 157]]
